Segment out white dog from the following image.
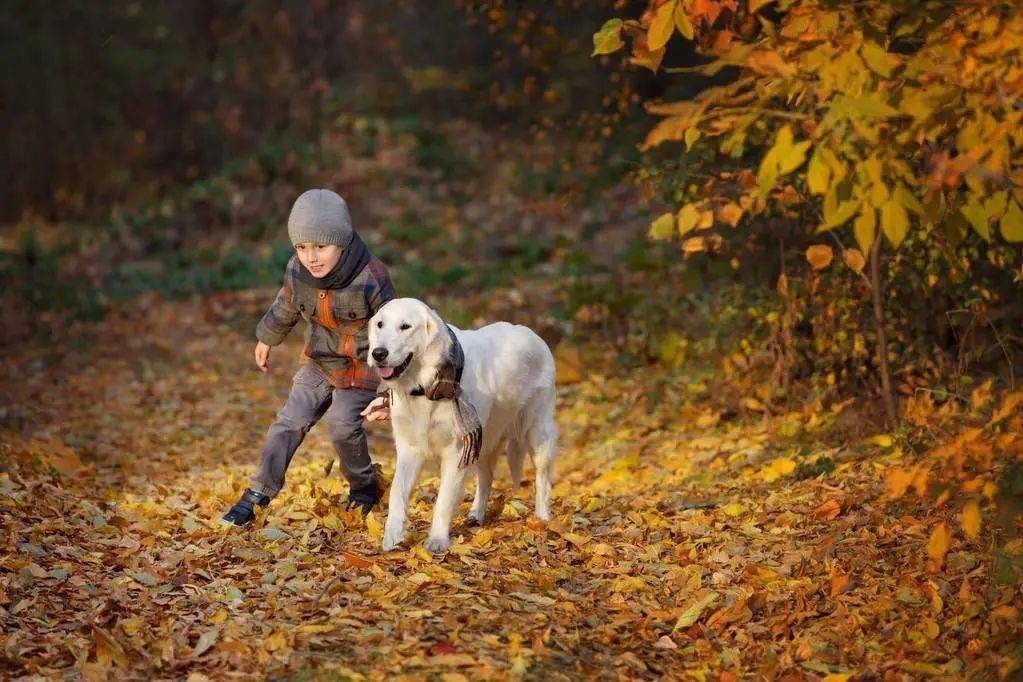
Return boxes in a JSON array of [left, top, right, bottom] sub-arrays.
[[365, 298, 557, 553]]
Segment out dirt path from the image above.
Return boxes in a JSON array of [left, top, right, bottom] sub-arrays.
[[1, 292, 1019, 680]]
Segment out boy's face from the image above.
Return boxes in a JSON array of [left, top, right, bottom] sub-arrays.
[[295, 243, 343, 277]]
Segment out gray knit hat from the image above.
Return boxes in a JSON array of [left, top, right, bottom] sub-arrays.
[[287, 189, 353, 246]]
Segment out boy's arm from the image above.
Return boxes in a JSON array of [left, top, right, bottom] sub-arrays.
[[256, 269, 301, 346], [366, 260, 396, 314]]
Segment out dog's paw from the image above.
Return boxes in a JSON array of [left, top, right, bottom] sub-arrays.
[[466, 508, 485, 526], [381, 525, 405, 552], [423, 535, 451, 554]]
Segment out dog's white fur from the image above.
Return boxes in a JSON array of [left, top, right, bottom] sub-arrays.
[[368, 298, 557, 553]]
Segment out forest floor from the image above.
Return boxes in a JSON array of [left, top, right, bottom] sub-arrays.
[[1, 284, 1021, 681]]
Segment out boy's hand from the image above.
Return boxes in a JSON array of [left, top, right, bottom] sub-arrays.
[[254, 342, 271, 372], [361, 396, 391, 422]]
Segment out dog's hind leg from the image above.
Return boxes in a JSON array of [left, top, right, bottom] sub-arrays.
[[506, 441, 526, 491], [530, 437, 555, 521], [523, 384, 557, 521], [424, 451, 469, 553]]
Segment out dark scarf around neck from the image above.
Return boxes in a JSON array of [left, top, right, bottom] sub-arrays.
[[295, 230, 371, 290], [409, 325, 483, 469]]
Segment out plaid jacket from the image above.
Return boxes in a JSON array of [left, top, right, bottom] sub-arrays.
[[256, 255, 395, 390]]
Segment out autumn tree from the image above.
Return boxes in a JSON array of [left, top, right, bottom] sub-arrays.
[[594, 0, 1023, 423]]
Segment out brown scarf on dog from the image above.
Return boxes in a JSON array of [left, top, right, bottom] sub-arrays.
[[404, 325, 483, 469]]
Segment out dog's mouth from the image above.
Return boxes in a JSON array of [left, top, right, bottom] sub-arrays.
[[376, 352, 413, 380]]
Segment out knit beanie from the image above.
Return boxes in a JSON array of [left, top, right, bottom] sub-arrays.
[[287, 189, 353, 247]]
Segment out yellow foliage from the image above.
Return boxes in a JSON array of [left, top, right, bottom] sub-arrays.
[[927, 523, 951, 567], [805, 244, 833, 270], [960, 500, 981, 540]]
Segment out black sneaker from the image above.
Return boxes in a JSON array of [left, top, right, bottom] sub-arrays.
[[345, 482, 382, 517], [220, 488, 271, 527]]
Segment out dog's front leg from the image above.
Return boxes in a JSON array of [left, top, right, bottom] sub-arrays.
[[382, 446, 423, 551], [423, 451, 469, 553]]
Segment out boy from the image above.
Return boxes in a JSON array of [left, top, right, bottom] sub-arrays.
[[221, 189, 395, 526]]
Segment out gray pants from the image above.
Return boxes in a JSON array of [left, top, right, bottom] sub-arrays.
[[249, 364, 378, 498]]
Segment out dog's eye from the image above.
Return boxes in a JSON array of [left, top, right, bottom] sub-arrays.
[[400, 323, 411, 331], [377, 321, 383, 329]]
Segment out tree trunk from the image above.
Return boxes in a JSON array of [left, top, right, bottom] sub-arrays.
[[870, 237, 898, 426]]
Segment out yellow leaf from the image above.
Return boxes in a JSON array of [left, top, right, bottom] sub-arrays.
[[263, 630, 289, 652], [869, 434, 894, 448], [677, 204, 702, 236], [682, 236, 706, 253], [722, 502, 744, 516], [989, 391, 1023, 425], [757, 126, 793, 194], [630, 42, 666, 73], [761, 457, 796, 482], [860, 40, 893, 77], [672, 591, 720, 631], [592, 19, 624, 56], [961, 198, 991, 240], [562, 532, 591, 547], [673, 2, 694, 39], [647, 0, 678, 51], [983, 481, 998, 501], [843, 248, 865, 273], [960, 500, 981, 540], [717, 203, 744, 227], [318, 477, 346, 495], [297, 624, 335, 635], [642, 115, 688, 149], [806, 150, 831, 196], [885, 466, 914, 499], [823, 186, 860, 229], [749, 0, 775, 13], [778, 140, 812, 175], [806, 244, 833, 270], [854, 208, 876, 253], [927, 523, 951, 566], [649, 212, 676, 240], [881, 197, 909, 247], [1001, 200, 1023, 242], [365, 512, 383, 542]]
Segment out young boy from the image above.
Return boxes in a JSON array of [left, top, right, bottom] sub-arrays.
[[221, 188, 395, 526]]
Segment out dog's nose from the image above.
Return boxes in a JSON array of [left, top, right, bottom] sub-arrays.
[[371, 347, 389, 363]]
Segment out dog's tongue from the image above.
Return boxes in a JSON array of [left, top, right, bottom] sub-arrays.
[[377, 366, 395, 379]]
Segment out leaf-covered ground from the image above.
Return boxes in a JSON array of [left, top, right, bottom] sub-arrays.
[[2, 290, 1021, 681]]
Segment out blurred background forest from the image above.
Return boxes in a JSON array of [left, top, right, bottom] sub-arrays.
[[2, 0, 1020, 411]]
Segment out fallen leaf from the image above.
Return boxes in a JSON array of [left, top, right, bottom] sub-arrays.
[[672, 591, 720, 631], [193, 629, 219, 658], [812, 499, 842, 520], [960, 500, 981, 540], [653, 635, 678, 649], [927, 523, 951, 568]]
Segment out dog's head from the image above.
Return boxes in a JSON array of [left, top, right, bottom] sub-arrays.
[[368, 298, 444, 383]]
